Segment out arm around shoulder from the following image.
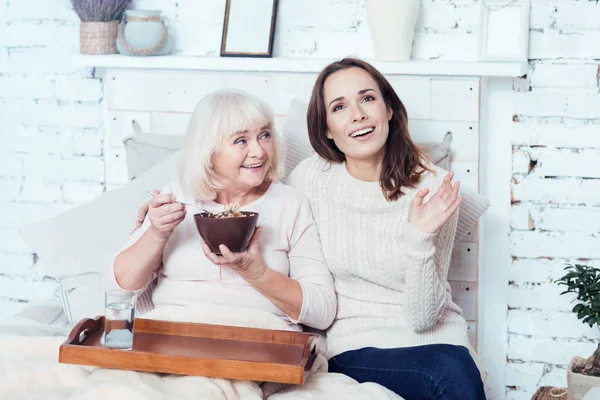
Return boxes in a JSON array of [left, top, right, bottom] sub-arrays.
[[107, 185, 178, 292], [287, 196, 337, 330]]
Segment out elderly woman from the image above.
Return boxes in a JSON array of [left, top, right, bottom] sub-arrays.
[[110, 89, 336, 331]]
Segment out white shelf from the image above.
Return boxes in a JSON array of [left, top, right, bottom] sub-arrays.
[[73, 54, 529, 77]]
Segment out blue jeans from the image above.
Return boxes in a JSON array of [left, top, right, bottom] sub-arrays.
[[328, 344, 486, 400]]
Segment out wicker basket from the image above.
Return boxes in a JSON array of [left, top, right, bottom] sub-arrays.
[[533, 386, 568, 400], [568, 357, 600, 400], [80, 21, 118, 55]]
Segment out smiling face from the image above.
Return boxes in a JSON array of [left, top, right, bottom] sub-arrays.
[[323, 67, 393, 165], [211, 123, 275, 193]]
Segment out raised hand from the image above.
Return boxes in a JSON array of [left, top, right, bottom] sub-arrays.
[[200, 227, 268, 282], [407, 171, 462, 234], [147, 192, 186, 240]]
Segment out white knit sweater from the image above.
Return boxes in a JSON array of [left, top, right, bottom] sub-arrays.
[[288, 155, 481, 370]]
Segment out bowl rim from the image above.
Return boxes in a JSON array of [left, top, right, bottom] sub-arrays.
[[193, 211, 259, 219]]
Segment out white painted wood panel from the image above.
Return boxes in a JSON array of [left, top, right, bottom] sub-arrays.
[[106, 70, 274, 112], [449, 242, 478, 281], [268, 74, 317, 115], [467, 321, 477, 349], [388, 77, 431, 120], [430, 79, 480, 122], [450, 161, 479, 193], [460, 223, 479, 243], [107, 111, 151, 147], [450, 281, 478, 320], [105, 147, 129, 186], [150, 112, 192, 136], [409, 120, 479, 162]]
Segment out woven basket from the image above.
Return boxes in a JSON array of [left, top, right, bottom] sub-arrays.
[[568, 357, 600, 400], [80, 21, 118, 55], [533, 386, 568, 400]]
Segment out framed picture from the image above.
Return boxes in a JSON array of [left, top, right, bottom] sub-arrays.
[[479, 0, 530, 62], [220, 0, 278, 58]]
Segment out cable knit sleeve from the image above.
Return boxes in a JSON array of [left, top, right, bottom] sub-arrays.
[[404, 182, 459, 332]]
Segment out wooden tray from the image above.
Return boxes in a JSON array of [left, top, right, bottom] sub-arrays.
[[59, 316, 320, 384]]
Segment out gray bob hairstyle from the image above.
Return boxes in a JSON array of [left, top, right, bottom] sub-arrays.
[[178, 89, 282, 200]]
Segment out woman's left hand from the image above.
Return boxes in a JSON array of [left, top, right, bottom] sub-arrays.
[[200, 227, 267, 282], [407, 171, 462, 234]]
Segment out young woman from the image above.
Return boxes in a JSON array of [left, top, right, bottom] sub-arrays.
[[286, 58, 486, 399]]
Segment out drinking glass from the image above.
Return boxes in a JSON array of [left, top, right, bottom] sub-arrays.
[[102, 289, 136, 350]]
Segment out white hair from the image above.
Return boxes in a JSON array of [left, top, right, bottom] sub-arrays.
[[178, 89, 282, 200]]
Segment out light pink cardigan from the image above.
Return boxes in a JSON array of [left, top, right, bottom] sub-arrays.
[[108, 181, 337, 331]]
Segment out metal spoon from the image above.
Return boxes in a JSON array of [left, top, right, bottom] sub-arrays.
[[147, 191, 214, 215]]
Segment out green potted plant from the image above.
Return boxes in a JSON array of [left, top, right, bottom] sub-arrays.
[[72, 0, 132, 54], [556, 263, 600, 399]]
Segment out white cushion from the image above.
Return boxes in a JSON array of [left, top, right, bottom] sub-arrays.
[[20, 152, 181, 280], [124, 133, 184, 180], [19, 152, 181, 324]]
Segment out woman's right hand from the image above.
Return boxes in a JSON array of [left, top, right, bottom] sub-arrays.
[[147, 192, 186, 240], [407, 171, 462, 234]]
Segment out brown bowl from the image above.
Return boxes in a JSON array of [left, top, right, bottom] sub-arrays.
[[193, 211, 259, 254]]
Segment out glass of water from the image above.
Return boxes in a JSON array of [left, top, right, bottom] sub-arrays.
[[102, 289, 136, 350]]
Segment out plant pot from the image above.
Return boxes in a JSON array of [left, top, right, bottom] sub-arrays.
[[117, 10, 173, 56], [365, 0, 420, 61], [568, 356, 600, 400], [80, 21, 119, 55]]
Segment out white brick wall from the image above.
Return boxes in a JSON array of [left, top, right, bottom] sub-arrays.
[[509, 0, 600, 396], [0, 0, 599, 398], [0, 0, 104, 318]]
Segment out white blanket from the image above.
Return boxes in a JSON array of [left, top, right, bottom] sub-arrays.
[[0, 305, 402, 400]]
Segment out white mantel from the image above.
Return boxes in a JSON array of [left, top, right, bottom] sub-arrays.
[[73, 54, 528, 77]]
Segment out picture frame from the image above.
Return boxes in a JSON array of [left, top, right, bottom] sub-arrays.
[[479, 0, 530, 62], [220, 0, 278, 58]]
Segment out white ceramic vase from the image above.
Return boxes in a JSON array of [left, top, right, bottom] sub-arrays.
[[365, 0, 420, 61]]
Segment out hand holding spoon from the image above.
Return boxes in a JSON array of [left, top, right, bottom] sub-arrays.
[[147, 191, 214, 216]]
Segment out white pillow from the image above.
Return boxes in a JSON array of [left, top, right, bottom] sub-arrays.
[[124, 133, 184, 181], [19, 152, 181, 324], [0, 302, 70, 336], [55, 274, 156, 325], [20, 152, 181, 279], [56, 274, 104, 325]]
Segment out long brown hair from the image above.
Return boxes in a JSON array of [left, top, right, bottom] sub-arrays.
[[307, 57, 431, 201]]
